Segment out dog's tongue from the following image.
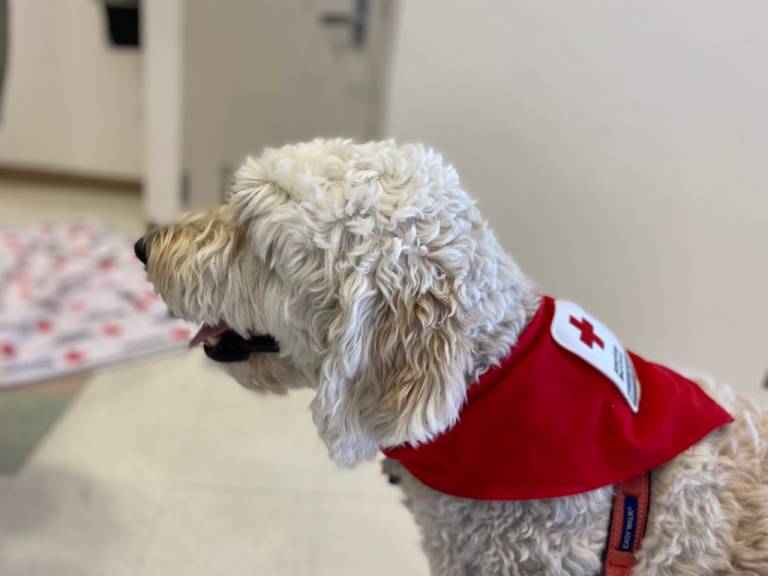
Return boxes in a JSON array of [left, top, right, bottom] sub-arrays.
[[190, 323, 230, 347]]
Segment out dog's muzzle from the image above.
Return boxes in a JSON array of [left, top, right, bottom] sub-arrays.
[[133, 232, 280, 362]]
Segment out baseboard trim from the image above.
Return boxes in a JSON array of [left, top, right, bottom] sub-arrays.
[[0, 165, 141, 193]]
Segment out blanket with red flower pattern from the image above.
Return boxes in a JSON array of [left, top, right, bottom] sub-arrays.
[[0, 221, 195, 387]]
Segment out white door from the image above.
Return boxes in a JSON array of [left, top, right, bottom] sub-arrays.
[[181, 0, 397, 210]]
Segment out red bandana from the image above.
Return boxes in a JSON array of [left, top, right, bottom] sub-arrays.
[[382, 296, 733, 500]]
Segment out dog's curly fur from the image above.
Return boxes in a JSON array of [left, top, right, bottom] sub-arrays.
[[143, 139, 768, 575]]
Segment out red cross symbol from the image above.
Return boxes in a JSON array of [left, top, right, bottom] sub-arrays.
[[569, 315, 605, 349]]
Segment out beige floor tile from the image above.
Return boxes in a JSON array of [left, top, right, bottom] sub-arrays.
[[314, 454, 402, 500], [0, 475, 12, 489], [172, 374, 406, 501], [28, 352, 214, 485], [0, 379, 82, 474], [0, 466, 163, 576], [139, 488, 316, 576], [172, 381, 332, 494], [312, 496, 428, 576]]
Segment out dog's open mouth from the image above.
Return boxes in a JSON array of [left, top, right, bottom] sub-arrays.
[[190, 323, 279, 363]]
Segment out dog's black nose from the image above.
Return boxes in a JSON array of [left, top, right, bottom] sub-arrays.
[[134, 236, 150, 265]]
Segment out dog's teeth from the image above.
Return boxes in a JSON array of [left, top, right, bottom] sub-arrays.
[[206, 335, 222, 346]]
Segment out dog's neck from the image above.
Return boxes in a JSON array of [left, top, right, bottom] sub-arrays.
[[468, 278, 542, 385]]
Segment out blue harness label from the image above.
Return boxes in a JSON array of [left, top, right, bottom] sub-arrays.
[[619, 495, 639, 551]]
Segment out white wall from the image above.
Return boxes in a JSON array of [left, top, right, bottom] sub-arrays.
[[387, 1, 768, 396], [0, 0, 141, 179], [143, 0, 183, 224]]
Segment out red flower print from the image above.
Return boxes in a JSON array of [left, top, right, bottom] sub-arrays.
[[64, 350, 86, 365], [102, 323, 122, 336]]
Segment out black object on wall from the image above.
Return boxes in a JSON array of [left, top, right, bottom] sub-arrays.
[[105, 2, 140, 48]]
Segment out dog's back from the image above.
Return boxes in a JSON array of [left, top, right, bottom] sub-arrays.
[[393, 376, 768, 576]]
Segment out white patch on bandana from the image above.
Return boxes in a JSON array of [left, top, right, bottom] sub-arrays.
[[551, 300, 640, 413]]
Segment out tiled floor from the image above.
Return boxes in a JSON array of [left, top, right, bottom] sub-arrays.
[[0, 374, 87, 474], [0, 180, 428, 575]]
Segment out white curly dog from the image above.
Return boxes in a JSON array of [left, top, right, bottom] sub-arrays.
[[136, 139, 768, 575]]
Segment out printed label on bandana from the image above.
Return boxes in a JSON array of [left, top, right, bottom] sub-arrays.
[[551, 300, 640, 413]]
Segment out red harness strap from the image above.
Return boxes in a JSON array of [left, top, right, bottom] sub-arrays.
[[602, 472, 652, 576]]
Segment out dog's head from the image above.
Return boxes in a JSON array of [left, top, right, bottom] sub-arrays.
[[138, 140, 534, 465]]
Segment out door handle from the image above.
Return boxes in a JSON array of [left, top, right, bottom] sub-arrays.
[[319, 0, 369, 48]]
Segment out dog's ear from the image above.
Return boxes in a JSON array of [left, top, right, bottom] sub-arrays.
[[311, 260, 474, 467]]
